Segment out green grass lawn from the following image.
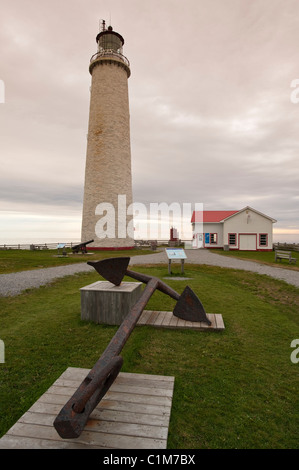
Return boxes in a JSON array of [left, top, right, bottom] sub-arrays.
[[212, 249, 299, 270], [0, 248, 153, 274], [0, 263, 298, 448]]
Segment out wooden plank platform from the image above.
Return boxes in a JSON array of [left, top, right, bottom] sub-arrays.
[[138, 311, 225, 331], [0, 367, 174, 449]]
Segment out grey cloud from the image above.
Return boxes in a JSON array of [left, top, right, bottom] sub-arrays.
[[1, 0, 299, 242]]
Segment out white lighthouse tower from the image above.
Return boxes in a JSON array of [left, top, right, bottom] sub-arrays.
[[81, 21, 134, 250]]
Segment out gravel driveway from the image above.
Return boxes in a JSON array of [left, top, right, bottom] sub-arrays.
[[130, 249, 299, 287], [0, 249, 298, 297]]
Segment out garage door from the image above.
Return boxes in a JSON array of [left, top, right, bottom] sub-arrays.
[[239, 234, 256, 251]]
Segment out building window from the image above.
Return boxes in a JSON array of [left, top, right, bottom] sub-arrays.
[[229, 233, 236, 245], [210, 233, 217, 244], [259, 233, 268, 246]]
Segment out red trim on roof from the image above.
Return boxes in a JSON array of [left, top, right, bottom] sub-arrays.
[[191, 210, 239, 223]]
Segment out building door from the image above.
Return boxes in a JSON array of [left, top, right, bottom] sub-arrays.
[[192, 233, 203, 249], [239, 234, 256, 251]]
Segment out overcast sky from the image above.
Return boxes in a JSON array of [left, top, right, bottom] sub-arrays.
[[1, 0, 299, 243]]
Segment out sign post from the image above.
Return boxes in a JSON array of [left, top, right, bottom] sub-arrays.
[[57, 243, 67, 257]]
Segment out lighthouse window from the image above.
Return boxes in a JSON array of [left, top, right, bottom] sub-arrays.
[[99, 34, 122, 53]]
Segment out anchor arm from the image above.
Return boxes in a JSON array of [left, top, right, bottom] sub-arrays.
[[88, 258, 211, 324], [126, 269, 180, 301]]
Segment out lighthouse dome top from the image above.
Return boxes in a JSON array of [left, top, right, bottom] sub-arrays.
[[90, 20, 130, 77], [96, 21, 125, 53], [96, 25, 125, 47]]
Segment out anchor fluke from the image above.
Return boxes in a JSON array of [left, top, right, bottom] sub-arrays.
[[87, 257, 130, 286], [173, 286, 211, 324]]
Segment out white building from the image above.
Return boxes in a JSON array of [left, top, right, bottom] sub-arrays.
[[191, 206, 277, 251]]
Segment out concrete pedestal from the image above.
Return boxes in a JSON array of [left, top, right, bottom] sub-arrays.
[[80, 281, 143, 325]]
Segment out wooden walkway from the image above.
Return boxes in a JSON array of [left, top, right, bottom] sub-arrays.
[[0, 367, 174, 449], [137, 310, 225, 331]]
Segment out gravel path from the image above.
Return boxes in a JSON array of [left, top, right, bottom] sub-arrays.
[[0, 263, 94, 297], [0, 249, 298, 297], [130, 249, 299, 287]]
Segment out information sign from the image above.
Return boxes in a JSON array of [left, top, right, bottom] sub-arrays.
[[165, 248, 187, 274], [165, 248, 187, 260]]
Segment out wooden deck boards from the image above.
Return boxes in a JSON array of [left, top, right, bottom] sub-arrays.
[[138, 311, 225, 331], [0, 367, 174, 449]]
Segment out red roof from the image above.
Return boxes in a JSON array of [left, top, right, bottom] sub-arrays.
[[191, 210, 239, 223]]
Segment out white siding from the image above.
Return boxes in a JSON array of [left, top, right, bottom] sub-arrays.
[[223, 209, 273, 250], [192, 207, 275, 251], [193, 223, 223, 248]]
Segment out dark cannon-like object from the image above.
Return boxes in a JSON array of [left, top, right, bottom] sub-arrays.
[[71, 239, 94, 254], [54, 257, 211, 438]]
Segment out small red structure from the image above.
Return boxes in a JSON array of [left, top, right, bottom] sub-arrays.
[[169, 227, 180, 247]]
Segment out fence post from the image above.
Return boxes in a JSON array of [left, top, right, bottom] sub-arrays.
[[0, 340, 4, 363]]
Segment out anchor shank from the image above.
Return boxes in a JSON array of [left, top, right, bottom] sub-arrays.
[[94, 277, 159, 363], [54, 277, 159, 438], [72, 277, 159, 410]]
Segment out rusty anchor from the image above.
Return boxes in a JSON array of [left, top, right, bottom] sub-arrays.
[[53, 257, 211, 439]]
